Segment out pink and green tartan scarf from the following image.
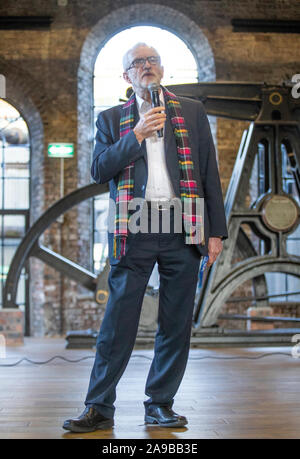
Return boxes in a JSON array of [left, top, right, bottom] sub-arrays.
[[114, 86, 204, 259]]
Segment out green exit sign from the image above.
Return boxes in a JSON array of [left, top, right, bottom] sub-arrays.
[[48, 143, 74, 158]]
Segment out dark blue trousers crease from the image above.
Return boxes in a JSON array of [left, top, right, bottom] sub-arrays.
[[84, 208, 201, 419]]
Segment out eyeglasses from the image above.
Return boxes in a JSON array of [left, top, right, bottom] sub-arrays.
[[126, 56, 161, 71]]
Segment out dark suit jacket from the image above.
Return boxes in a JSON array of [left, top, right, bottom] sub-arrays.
[[91, 95, 228, 265]]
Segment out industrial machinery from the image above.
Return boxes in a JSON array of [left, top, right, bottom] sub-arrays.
[[3, 81, 300, 343], [166, 82, 300, 331]]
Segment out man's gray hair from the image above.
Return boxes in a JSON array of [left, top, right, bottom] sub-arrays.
[[122, 42, 161, 71]]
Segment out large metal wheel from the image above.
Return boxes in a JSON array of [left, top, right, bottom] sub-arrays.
[[3, 184, 108, 329]]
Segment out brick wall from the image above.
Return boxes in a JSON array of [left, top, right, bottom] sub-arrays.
[[0, 309, 24, 346], [0, 0, 299, 335]]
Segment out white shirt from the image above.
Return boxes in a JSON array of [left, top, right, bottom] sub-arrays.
[[136, 92, 176, 201]]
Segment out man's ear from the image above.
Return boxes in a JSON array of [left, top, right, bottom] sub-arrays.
[[123, 72, 131, 85]]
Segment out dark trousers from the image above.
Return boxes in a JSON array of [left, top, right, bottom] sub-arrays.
[[84, 207, 201, 419]]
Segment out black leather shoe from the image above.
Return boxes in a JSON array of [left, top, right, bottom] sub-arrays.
[[145, 406, 188, 427], [63, 406, 114, 433]]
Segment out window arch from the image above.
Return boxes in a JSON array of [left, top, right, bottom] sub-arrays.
[[92, 26, 200, 276], [77, 4, 216, 287], [0, 99, 30, 316], [94, 25, 199, 114]]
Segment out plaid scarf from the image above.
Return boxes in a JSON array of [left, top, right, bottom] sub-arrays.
[[114, 86, 204, 259]]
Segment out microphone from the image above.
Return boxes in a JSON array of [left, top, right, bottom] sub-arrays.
[[148, 83, 163, 138]]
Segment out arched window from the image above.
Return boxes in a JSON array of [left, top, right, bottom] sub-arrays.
[[92, 26, 199, 281], [0, 100, 30, 315]]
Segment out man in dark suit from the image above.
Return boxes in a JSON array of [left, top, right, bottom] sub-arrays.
[[63, 43, 228, 433]]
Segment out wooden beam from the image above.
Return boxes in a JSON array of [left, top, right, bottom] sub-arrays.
[[0, 16, 53, 29], [231, 19, 300, 33]]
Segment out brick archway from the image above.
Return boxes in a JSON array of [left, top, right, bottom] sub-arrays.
[[0, 59, 45, 224], [0, 58, 45, 335], [76, 4, 217, 319], [77, 3, 216, 188]]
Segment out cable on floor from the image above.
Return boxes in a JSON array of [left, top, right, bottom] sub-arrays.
[[0, 351, 294, 367]]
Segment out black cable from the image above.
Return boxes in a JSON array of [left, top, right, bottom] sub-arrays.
[[0, 351, 294, 367]]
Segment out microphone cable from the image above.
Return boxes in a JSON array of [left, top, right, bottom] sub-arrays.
[[0, 351, 294, 367]]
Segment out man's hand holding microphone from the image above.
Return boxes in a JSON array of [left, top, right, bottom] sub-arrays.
[[133, 83, 166, 144]]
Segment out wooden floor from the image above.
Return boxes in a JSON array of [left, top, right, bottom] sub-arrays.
[[0, 337, 300, 439]]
